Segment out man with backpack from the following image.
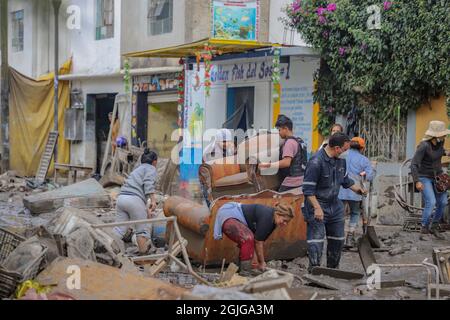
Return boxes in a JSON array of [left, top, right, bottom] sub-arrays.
[[260, 115, 308, 193]]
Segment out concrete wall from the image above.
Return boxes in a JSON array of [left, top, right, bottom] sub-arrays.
[[64, 0, 122, 75], [8, 0, 122, 77], [69, 77, 124, 168], [121, 0, 271, 69], [415, 95, 449, 150], [269, 0, 307, 46], [8, 0, 35, 76]]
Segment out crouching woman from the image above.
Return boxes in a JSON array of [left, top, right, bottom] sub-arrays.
[[214, 202, 294, 276], [113, 149, 159, 255]]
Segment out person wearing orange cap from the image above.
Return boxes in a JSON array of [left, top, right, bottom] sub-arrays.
[[338, 137, 375, 247]]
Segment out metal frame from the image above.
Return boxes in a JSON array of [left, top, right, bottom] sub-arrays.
[[372, 259, 440, 300], [91, 216, 209, 285], [395, 159, 450, 232]]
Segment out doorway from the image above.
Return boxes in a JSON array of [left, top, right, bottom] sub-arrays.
[[147, 101, 178, 158], [224, 86, 255, 132], [91, 93, 117, 173]]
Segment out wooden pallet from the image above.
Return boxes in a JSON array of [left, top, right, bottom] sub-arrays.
[[35, 131, 58, 185]]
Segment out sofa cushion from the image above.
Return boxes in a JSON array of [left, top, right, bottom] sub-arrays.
[[215, 172, 250, 188], [211, 163, 242, 182]]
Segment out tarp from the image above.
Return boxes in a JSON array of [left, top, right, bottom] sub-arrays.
[[123, 38, 281, 58], [9, 60, 72, 177]]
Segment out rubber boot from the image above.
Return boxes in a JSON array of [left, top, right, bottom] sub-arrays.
[[430, 223, 445, 240], [239, 261, 261, 277], [420, 226, 430, 235], [344, 232, 355, 248]]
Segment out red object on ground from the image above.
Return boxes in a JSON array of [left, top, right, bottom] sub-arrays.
[[222, 219, 255, 261]]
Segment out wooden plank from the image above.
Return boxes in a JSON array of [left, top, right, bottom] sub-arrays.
[[311, 267, 364, 280], [220, 263, 239, 282], [242, 276, 291, 294]]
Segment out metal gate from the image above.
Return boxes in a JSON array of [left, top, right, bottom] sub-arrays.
[[358, 109, 407, 162]]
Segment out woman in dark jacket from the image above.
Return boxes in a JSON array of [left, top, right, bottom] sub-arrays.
[[411, 121, 450, 239]]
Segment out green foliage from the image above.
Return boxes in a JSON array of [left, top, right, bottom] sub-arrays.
[[284, 0, 450, 134], [123, 58, 131, 94]]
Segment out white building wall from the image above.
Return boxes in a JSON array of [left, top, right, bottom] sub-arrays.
[[7, 0, 35, 76], [269, 0, 308, 46], [69, 77, 124, 168], [120, 0, 186, 54], [65, 0, 122, 75]]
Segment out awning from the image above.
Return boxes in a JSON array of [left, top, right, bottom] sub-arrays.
[[124, 38, 281, 58]]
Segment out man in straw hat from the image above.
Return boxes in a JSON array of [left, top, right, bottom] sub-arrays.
[[214, 202, 295, 276], [411, 120, 450, 240]]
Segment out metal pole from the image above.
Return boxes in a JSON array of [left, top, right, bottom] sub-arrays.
[[52, 0, 62, 163], [0, 0, 9, 172]]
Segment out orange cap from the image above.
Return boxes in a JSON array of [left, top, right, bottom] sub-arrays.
[[351, 137, 366, 150]]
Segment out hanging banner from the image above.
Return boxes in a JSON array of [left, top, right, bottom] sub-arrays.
[[180, 66, 205, 182], [211, 0, 260, 41]]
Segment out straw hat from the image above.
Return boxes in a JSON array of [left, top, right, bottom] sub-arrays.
[[423, 121, 450, 140]]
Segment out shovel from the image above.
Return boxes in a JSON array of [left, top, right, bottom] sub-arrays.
[[360, 177, 381, 249]]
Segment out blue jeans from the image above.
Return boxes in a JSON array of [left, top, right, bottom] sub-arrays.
[[343, 200, 362, 232], [419, 177, 448, 227]]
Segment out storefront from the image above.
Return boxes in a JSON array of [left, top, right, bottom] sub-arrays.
[[185, 48, 319, 152], [131, 73, 180, 158], [124, 39, 320, 199]]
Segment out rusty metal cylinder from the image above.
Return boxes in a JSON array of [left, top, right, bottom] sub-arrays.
[[163, 196, 210, 236]]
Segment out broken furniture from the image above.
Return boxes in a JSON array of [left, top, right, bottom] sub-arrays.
[[368, 259, 441, 300], [0, 233, 48, 299], [35, 258, 187, 300], [238, 132, 283, 192], [23, 178, 111, 215], [163, 190, 306, 266], [432, 247, 450, 285], [34, 131, 59, 186], [54, 163, 94, 186], [394, 159, 450, 232], [48, 207, 125, 267], [91, 216, 209, 285], [199, 155, 257, 203]]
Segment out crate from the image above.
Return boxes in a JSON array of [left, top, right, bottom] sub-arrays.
[[0, 243, 48, 299], [0, 228, 26, 264]]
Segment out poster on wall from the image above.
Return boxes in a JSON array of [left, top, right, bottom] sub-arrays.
[[280, 86, 315, 154], [211, 0, 260, 41]]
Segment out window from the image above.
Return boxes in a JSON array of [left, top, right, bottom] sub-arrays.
[[148, 0, 173, 36], [11, 10, 24, 52], [96, 0, 114, 40]]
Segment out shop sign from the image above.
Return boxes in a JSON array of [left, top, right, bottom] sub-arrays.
[[133, 74, 179, 93], [210, 60, 290, 84]]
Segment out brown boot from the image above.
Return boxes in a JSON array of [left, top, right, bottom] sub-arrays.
[[420, 226, 430, 235]]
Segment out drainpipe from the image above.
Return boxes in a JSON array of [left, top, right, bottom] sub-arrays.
[[0, 0, 9, 172], [52, 0, 61, 163]]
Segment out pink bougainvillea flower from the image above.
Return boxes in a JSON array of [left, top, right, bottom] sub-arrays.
[[327, 3, 337, 12], [291, 0, 301, 13], [322, 31, 330, 39], [318, 15, 327, 24], [383, 1, 392, 10], [317, 7, 327, 16], [338, 47, 346, 56]]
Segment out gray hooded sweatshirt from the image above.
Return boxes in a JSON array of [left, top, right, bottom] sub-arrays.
[[120, 163, 157, 204]]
